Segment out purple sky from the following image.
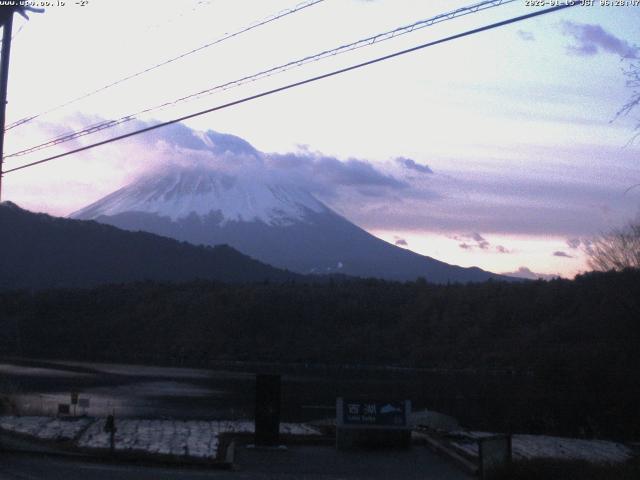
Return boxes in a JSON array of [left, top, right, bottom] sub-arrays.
[[2, 0, 639, 278]]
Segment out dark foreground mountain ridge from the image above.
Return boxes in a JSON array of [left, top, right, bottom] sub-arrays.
[[0, 201, 302, 290]]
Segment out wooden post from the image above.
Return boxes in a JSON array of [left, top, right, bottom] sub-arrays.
[[255, 374, 281, 446]]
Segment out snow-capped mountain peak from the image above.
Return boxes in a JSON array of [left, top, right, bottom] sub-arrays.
[[71, 168, 328, 226]]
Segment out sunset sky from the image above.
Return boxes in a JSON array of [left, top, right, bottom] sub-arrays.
[[2, 0, 639, 279]]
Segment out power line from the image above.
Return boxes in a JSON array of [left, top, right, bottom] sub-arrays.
[[3, 3, 577, 175], [4, 0, 518, 159], [4, 0, 326, 132]]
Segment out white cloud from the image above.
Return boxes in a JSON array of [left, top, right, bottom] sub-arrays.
[[501, 267, 560, 281], [561, 21, 638, 59]]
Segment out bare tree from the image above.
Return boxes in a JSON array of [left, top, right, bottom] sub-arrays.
[[589, 59, 640, 271], [616, 61, 640, 140], [587, 221, 640, 271]]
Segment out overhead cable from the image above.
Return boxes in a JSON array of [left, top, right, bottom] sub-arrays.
[[3, 4, 578, 175], [4, 0, 326, 132], [4, 0, 518, 159]]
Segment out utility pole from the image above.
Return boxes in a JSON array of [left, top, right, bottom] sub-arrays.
[[0, 4, 41, 201], [0, 8, 14, 202]]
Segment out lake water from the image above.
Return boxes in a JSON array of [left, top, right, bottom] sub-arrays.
[[0, 358, 533, 431]]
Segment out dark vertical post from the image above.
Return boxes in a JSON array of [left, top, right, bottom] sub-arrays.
[[104, 412, 117, 454], [0, 11, 14, 201], [255, 374, 281, 446]]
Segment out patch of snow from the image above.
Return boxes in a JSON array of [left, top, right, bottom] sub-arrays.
[[448, 431, 633, 464], [1, 416, 321, 460], [76, 419, 320, 460], [0, 416, 91, 441], [77, 419, 221, 458], [279, 423, 321, 436]]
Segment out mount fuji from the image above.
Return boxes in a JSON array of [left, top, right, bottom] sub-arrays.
[[71, 168, 507, 283], [70, 128, 509, 283]]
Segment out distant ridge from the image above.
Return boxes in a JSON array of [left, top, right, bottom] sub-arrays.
[[0, 201, 302, 291]]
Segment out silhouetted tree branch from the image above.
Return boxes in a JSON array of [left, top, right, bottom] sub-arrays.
[[616, 61, 640, 135], [587, 221, 640, 271]]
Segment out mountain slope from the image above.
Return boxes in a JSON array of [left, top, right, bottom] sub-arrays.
[[72, 168, 511, 283], [0, 202, 301, 291]]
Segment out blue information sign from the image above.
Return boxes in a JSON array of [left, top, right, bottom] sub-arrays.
[[342, 400, 407, 426]]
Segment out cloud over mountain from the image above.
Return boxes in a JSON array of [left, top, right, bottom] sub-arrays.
[[16, 115, 638, 243], [120, 121, 408, 200]]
